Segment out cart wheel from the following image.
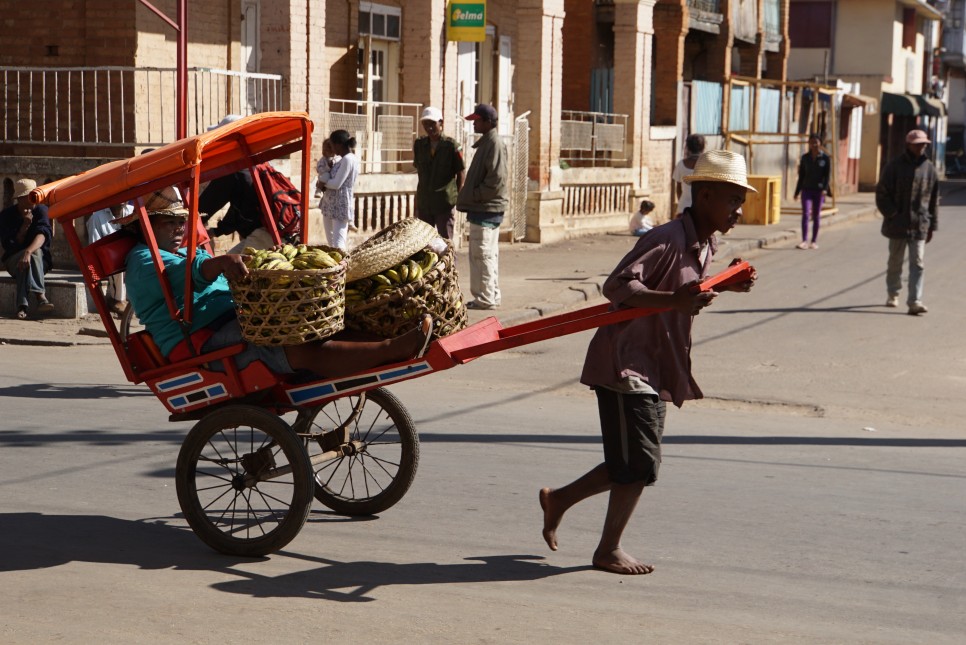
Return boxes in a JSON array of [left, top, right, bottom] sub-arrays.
[[119, 301, 142, 339], [176, 405, 314, 556], [295, 388, 419, 516]]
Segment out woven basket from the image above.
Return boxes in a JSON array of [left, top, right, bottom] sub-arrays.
[[346, 217, 439, 282], [230, 260, 346, 346], [345, 243, 466, 340]]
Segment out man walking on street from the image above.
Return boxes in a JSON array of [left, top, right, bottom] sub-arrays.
[[457, 103, 508, 310], [876, 129, 939, 316], [414, 106, 465, 240]]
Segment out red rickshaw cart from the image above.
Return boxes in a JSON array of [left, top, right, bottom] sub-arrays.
[[31, 112, 753, 557]]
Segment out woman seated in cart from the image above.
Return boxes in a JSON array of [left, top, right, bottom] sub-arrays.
[[123, 187, 433, 377]]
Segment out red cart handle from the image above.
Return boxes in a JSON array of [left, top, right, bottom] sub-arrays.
[[449, 261, 754, 363]]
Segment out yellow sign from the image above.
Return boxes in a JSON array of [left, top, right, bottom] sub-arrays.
[[447, 1, 486, 42]]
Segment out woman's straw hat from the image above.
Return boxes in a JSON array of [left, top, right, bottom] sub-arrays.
[[683, 149, 757, 192], [115, 187, 188, 226]]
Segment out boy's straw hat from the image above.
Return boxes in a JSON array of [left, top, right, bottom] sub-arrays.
[[683, 150, 757, 192], [115, 187, 188, 226]]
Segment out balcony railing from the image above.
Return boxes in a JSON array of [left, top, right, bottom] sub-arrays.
[[559, 110, 629, 167], [324, 98, 422, 174], [688, 0, 722, 13], [1, 66, 283, 147]]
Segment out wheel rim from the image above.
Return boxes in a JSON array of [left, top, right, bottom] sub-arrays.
[[188, 423, 303, 543], [303, 390, 415, 509]]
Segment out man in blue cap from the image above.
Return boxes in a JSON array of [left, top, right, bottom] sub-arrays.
[[456, 103, 508, 310]]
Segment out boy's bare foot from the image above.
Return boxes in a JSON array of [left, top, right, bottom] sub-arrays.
[[540, 487, 562, 551], [592, 548, 654, 575]]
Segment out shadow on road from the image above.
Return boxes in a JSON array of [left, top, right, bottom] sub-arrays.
[[0, 428, 186, 448], [419, 432, 966, 448], [211, 553, 589, 602], [0, 383, 152, 400], [712, 304, 895, 315], [0, 513, 587, 602]]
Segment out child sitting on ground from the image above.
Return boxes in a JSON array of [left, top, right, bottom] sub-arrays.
[[628, 200, 656, 236]]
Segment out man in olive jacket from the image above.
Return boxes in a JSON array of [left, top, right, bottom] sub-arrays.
[[413, 106, 464, 240], [875, 129, 939, 316], [457, 103, 508, 310]]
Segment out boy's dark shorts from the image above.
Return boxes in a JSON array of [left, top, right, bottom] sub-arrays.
[[594, 387, 667, 486]]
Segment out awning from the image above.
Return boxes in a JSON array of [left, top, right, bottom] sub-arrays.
[[916, 94, 946, 117], [881, 92, 921, 116], [842, 93, 879, 115]]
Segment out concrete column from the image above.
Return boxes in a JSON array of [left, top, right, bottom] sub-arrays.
[[613, 0, 657, 196], [517, 0, 567, 243], [652, 1, 688, 126], [516, 0, 566, 191], [260, 0, 329, 161], [401, 0, 446, 109]]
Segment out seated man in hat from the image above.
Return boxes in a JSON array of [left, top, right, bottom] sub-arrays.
[[538, 150, 758, 575], [123, 188, 432, 377], [0, 178, 55, 319]]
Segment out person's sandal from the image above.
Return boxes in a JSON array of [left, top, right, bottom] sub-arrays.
[[15, 308, 28, 320], [37, 299, 55, 314]]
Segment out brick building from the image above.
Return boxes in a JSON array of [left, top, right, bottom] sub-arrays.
[[1, 0, 792, 248]]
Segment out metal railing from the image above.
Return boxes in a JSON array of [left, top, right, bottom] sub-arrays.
[[559, 110, 629, 167], [1, 66, 283, 147], [688, 0, 722, 13], [324, 98, 422, 174]]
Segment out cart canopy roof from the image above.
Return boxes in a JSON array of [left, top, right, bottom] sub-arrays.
[[31, 111, 313, 221]]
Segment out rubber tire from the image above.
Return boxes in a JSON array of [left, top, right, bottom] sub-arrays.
[[176, 405, 314, 556], [297, 388, 419, 516]]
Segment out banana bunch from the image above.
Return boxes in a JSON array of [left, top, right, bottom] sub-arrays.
[[242, 244, 344, 272], [345, 249, 440, 303]]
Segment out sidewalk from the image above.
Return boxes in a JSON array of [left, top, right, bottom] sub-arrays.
[[0, 191, 878, 347]]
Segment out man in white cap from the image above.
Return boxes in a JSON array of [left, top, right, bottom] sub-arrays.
[[539, 149, 757, 575], [413, 106, 464, 240], [876, 128, 939, 315], [1, 178, 56, 319]]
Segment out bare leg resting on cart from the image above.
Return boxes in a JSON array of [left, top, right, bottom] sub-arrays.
[[282, 317, 432, 378], [540, 468, 654, 575]]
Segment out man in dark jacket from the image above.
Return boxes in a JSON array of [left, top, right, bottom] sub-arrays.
[[875, 129, 939, 316], [456, 103, 508, 310], [1, 178, 55, 319]]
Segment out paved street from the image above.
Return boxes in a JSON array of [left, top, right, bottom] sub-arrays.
[[1, 194, 964, 643]]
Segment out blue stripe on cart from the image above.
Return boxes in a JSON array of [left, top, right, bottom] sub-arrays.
[[287, 361, 432, 406], [167, 383, 228, 410], [156, 372, 204, 392]]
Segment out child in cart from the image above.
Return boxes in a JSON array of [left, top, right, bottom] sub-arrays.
[[122, 187, 433, 378], [539, 150, 758, 575]]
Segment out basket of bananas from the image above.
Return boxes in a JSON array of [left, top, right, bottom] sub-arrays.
[[344, 239, 467, 341], [229, 243, 346, 346]]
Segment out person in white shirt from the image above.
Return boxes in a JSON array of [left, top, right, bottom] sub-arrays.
[[87, 203, 134, 314], [671, 134, 706, 217], [318, 130, 360, 250], [628, 200, 655, 236]]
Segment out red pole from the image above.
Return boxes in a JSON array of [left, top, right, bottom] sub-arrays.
[[138, 0, 188, 139], [176, 0, 187, 139]]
